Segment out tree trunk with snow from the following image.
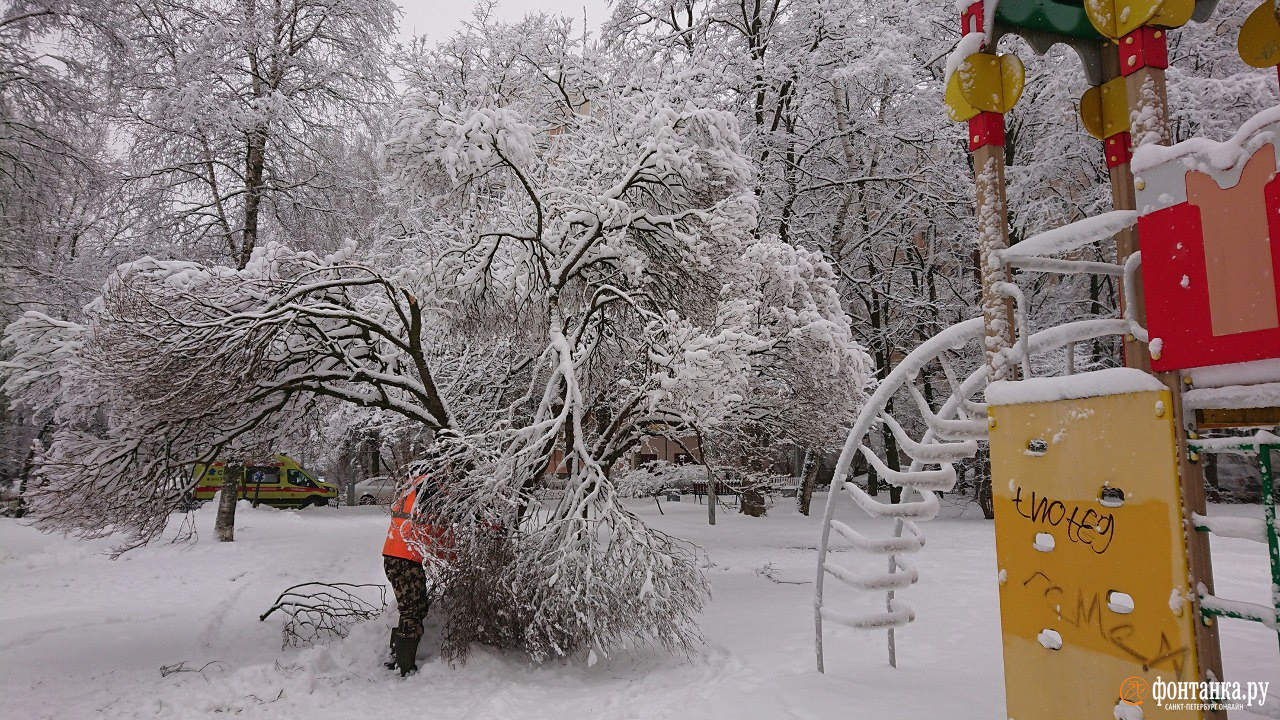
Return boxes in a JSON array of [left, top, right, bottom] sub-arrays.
[[237, 123, 267, 269], [796, 448, 820, 516], [215, 463, 242, 542]]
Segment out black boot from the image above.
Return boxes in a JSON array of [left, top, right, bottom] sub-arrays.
[[392, 632, 420, 676], [384, 629, 399, 670]]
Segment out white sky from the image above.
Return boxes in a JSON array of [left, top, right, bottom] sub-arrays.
[[398, 1, 610, 41]]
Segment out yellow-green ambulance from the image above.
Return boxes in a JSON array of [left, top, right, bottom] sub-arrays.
[[191, 455, 336, 508]]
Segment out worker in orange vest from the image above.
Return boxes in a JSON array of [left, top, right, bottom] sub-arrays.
[[382, 477, 442, 676]]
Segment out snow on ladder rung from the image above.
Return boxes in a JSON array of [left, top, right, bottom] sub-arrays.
[[821, 601, 915, 631], [905, 382, 990, 440], [859, 445, 956, 491], [880, 413, 979, 464], [895, 473, 957, 491], [1183, 381, 1280, 412], [1200, 594, 1280, 630], [1191, 513, 1270, 544], [844, 481, 940, 520], [920, 414, 988, 440], [901, 441, 978, 464], [829, 520, 925, 553], [824, 559, 918, 591]]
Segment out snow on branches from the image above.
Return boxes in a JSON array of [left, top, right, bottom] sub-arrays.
[[382, 30, 872, 656], [1, 242, 455, 545]]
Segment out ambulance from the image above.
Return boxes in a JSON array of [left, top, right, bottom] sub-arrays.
[[190, 455, 337, 508]]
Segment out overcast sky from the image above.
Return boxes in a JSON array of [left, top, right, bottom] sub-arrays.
[[399, 1, 611, 41]]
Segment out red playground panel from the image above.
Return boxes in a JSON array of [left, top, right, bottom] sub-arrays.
[[1134, 110, 1280, 372]]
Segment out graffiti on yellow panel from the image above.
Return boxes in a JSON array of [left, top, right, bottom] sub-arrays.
[[989, 388, 1202, 719]]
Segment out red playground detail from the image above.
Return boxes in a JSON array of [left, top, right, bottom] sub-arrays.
[[1137, 136, 1280, 372]]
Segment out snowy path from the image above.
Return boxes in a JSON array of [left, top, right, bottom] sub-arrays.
[[0, 497, 1274, 719]]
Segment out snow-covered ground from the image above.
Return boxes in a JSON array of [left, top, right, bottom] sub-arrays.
[[1, 495, 1275, 719]]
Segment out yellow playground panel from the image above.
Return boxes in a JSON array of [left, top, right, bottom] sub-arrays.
[[989, 382, 1201, 719]]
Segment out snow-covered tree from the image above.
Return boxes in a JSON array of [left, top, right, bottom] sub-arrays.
[[1, 10, 873, 660], [0, 0, 132, 497], [384, 12, 871, 658], [110, 0, 398, 268]]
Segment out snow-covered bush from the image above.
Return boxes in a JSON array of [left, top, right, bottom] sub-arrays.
[[429, 522, 529, 662]]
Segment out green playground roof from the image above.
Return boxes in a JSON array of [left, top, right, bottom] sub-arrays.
[[995, 0, 1105, 42]]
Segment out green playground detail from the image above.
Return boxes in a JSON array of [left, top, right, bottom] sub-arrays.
[[1187, 438, 1280, 653], [996, 0, 1106, 42]]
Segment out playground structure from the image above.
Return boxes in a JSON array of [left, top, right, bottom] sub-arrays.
[[814, 1, 1280, 718], [988, 372, 1204, 719]]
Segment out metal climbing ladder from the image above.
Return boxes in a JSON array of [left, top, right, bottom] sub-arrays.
[[1187, 433, 1280, 652]]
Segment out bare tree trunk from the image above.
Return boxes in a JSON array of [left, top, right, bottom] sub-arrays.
[[215, 462, 243, 542], [866, 414, 883, 496], [706, 462, 716, 526], [1089, 272, 1105, 365], [15, 420, 52, 519], [740, 485, 765, 517], [700, 436, 716, 526], [977, 449, 994, 520], [796, 448, 820, 516], [883, 400, 902, 505], [15, 444, 35, 519]]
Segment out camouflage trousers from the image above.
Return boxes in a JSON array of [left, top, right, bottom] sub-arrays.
[[383, 555, 430, 640]]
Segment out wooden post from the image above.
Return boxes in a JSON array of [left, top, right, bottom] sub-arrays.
[[1110, 32, 1226, 714], [951, 1, 1019, 381]]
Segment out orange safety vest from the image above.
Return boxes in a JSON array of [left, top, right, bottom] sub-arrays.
[[383, 487, 425, 562], [382, 486, 452, 562]]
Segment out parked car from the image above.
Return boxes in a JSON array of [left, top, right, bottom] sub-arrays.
[[191, 455, 337, 508], [353, 476, 400, 505]]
